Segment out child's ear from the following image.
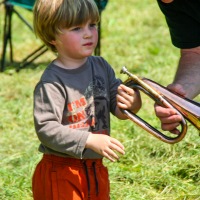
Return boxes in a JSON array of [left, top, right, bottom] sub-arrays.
[[50, 40, 56, 45]]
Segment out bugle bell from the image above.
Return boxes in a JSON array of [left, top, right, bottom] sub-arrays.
[[120, 66, 200, 144]]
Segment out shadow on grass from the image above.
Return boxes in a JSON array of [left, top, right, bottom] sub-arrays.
[[0, 60, 49, 74]]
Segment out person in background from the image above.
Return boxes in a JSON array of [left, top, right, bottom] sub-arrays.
[[155, 0, 200, 133], [32, 0, 141, 199]]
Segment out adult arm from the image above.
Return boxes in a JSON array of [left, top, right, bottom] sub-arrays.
[[155, 46, 200, 132], [169, 47, 200, 99]]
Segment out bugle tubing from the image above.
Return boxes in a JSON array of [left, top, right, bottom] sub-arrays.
[[120, 66, 200, 144]]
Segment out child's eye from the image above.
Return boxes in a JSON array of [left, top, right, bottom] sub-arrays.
[[71, 27, 81, 31], [90, 23, 97, 28]]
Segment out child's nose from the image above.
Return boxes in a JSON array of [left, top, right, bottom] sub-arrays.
[[83, 28, 92, 38]]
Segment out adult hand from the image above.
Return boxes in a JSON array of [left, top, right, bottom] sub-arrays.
[[154, 83, 186, 134]]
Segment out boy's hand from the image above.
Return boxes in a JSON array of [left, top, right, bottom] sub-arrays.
[[85, 134, 125, 162], [116, 84, 141, 118]]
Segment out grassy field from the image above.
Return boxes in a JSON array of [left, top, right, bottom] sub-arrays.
[[0, 0, 200, 199]]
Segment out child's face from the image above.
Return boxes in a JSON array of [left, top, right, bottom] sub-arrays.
[[52, 21, 98, 59]]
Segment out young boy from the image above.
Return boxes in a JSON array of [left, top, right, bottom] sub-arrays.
[[32, 0, 141, 199]]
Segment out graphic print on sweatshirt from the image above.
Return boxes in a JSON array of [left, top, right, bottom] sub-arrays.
[[67, 75, 109, 134]]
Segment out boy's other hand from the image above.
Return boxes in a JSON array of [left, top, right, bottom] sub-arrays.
[[85, 134, 125, 162]]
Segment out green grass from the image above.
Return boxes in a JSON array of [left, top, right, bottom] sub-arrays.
[[0, 0, 200, 199]]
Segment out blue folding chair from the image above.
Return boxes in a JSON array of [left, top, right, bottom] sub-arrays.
[[8, 0, 35, 9], [0, 0, 108, 72], [0, 0, 48, 71]]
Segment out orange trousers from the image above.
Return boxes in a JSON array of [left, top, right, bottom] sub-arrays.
[[32, 154, 110, 200]]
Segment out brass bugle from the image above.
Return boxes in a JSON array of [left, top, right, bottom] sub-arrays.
[[120, 66, 200, 144]]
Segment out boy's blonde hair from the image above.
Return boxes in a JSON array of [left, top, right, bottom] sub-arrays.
[[33, 0, 100, 52]]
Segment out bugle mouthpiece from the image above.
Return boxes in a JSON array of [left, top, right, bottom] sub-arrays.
[[120, 66, 128, 74]]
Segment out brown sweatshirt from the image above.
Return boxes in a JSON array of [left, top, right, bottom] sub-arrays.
[[33, 56, 121, 159]]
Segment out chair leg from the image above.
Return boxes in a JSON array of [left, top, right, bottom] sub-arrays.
[[8, 5, 13, 63], [12, 7, 33, 31], [94, 13, 101, 56], [17, 45, 48, 71], [1, 3, 14, 72]]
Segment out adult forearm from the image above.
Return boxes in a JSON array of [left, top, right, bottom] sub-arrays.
[[172, 47, 200, 99]]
